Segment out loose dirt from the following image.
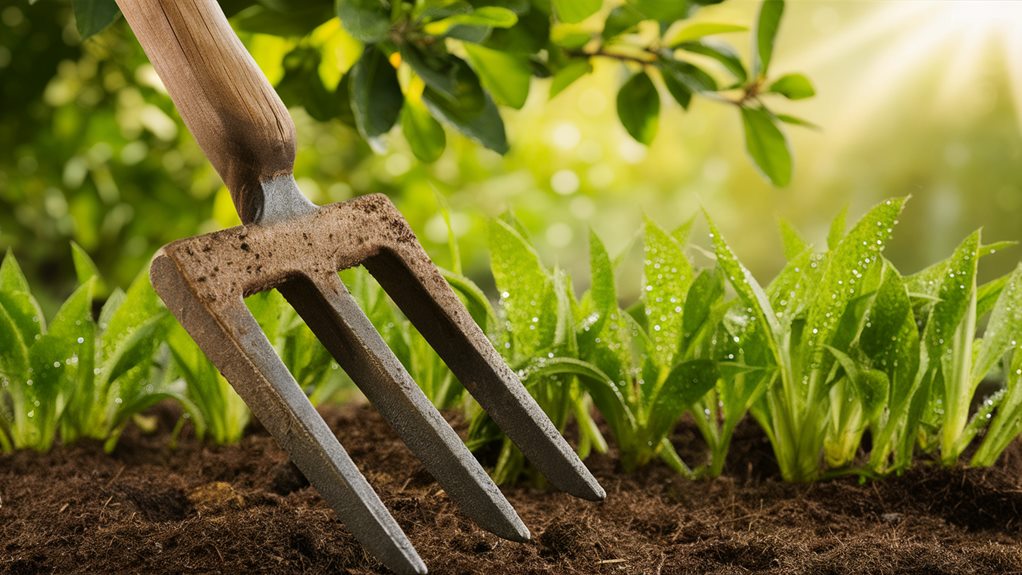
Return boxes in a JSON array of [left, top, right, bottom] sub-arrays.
[[3, 403, 1022, 574]]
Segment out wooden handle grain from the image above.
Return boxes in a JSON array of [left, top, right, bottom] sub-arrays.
[[116, 0, 295, 223]]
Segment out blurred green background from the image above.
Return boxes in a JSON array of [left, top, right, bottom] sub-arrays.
[[2, 0, 1020, 312]]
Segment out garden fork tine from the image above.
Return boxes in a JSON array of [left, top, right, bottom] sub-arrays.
[[117, 0, 604, 572]]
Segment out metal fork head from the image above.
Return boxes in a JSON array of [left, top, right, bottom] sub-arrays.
[[149, 191, 604, 574]]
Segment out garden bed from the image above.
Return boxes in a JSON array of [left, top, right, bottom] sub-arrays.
[[3, 403, 1022, 575]]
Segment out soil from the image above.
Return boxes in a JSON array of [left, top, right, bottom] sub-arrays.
[[3, 403, 1022, 575]]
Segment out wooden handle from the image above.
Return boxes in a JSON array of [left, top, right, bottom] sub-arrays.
[[116, 0, 296, 223]]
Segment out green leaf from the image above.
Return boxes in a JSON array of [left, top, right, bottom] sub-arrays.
[[553, 0, 601, 23], [350, 47, 404, 151], [775, 113, 820, 130], [233, 4, 335, 37], [754, 0, 785, 76], [423, 89, 508, 154], [628, 0, 689, 21], [401, 99, 446, 163], [70, 242, 101, 285], [768, 73, 815, 100], [803, 198, 906, 366], [488, 219, 556, 357], [683, 268, 725, 344], [443, 269, 498, 333], [401, 47, 486, 110], [464, 44, 532, 109], [602, 5, 644, 39], [922, 231, 980, 359], [827, 205, 848, 250], [616, 72, 660, 145], [0, 303, 28, 378], [676, 41, 747, 83], [74, 0, 120, 39], [778, 219, 808, 261], [586, 231, 617, 341], [659, 59, 718, 94], [972, 265, 1022, 385], [827, 346, 889, 422], [740, 106, 791, 186], [336, 0, 391, 43], [424, 6, 518, 34], [0, 251, 45, 342], [550, 60, 593, 98], [102, 267, 163, 364], [664, 22, 747, 47], [643, 219, 693, 368], [706, 214, 783, 361], [648, 360, 719, 444], [102, 314, 166, 387], [48, 279, 95, 341]]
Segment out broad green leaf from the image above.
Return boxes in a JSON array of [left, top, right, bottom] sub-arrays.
[[423, 7, 518, 34], [740, 106, 791, 187], [754, 0, 785, 76], [767, 247, 818, 322], [423, 89, 508, 154], [972, 265, 1022, 385], [768, 73, 815, 100], [550, 60, 592, 98], [402, 47, 486, 111], [521, 357, 636, 439], [485, 6, 550, 54], [102, 314, 166, 387], [401, 99, 447, 163], [0, 304, 28, 378], [488, 219, 556, 357], [683, 268, 725, 344], [660, 68, 692, 109], [0, 251, 45, 341], [48, 279, 95, 341], [602, 5, 644, 39], [74, 0, 120, 39], [586, 231, 617, 341], [233, 4, 335, 37], [648, 360, 719, 444], [102, 267, 163, 363], [977, 274, 1011, 319], [553, 0, 601, 23], [803, 198, 905, 364], [464, 44, 531, 109], [629, 0, 688, 21], [643, 219, 693, 368], [659, 59, 718, 94], [336, 0, 391, 43], [616, 72, 660, 145], [664, 22, 747, 47], [677, 41, 747, 83], [350, 47, 404, 150], [778, 219, 808, 261], [922, 231, 979, 358], [827, 346, 888, 422], [706, 215, 783, 360]]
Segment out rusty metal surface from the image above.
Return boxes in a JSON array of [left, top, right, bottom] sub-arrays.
[[150, 194, 603, 574]]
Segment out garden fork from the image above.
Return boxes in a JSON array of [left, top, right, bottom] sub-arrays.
[[115, 0, 604, 572]]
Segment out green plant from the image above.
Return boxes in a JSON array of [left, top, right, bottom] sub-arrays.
[[71, 0, 812, 186], [0, 245, 171, 452]]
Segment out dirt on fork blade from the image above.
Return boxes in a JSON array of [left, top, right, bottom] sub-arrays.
[[3, 402, 1022, 575]]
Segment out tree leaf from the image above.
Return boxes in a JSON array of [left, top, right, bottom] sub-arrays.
[[350, 46, 404, 151], [424, 6, 518, 34], [336, 0, 391, 43], [628, 0, 689, 21], [775, 113, 820, 130], [464, 44, 532, 109], [602, 5, 644, 39], [664, 22, 747, 47], [74, 0, 120, 39], [550, 60, 593, 98], [676, 41, 747, 83], [401, 99, 446, 163], [740, 106, 791, 186], [553, 0, 601, 24], [423, 89, 508, 154], [659, 59, 718, 95], [754, 0, 785, 76], [616, 72, 660, 145], [768, 73, 815, 100]]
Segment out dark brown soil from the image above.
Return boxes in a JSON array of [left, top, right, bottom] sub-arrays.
[[3, 403, 1022, 575]]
